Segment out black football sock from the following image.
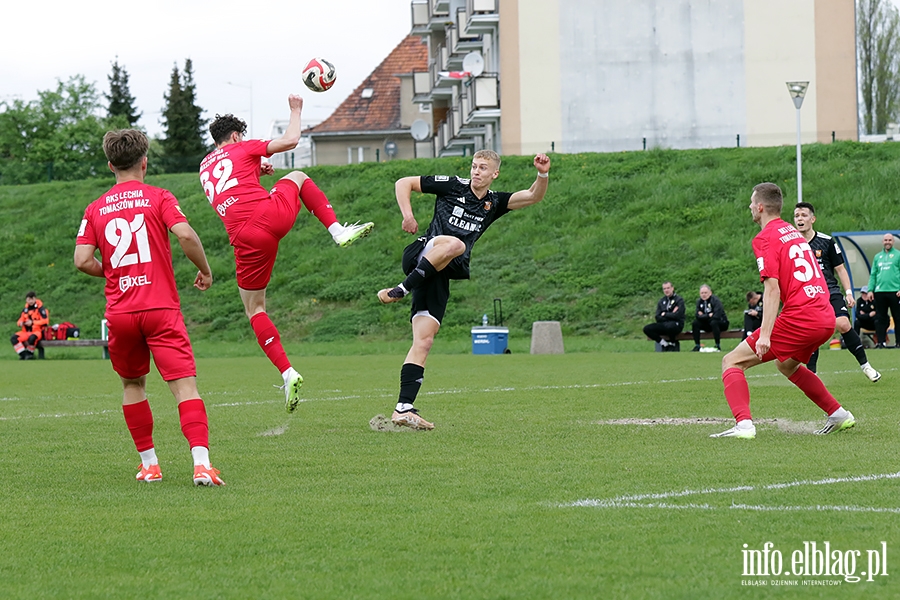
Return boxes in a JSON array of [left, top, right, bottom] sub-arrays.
[[397, 363, 425, 410], [807, 349, 819, 373], [841, 329, 868, 366], [400, 257, 438, 292]]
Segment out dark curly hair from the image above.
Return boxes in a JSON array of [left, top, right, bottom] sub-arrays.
[[209, 113, 247, 144]]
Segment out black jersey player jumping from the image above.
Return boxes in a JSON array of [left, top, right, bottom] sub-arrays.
[[377, 150, 551, 430], [793, 202, 881, 382]]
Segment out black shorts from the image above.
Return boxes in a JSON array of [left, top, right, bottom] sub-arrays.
[[829, 292, 849, 319], [402, 237, 451, 324]]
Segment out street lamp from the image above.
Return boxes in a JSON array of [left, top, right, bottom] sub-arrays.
[[786, 81, 809, 204], [226, 81, 253, 137]]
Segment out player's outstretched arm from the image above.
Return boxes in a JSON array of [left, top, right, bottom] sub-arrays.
[[74, 244, 103, 278], [395, 176, 422, 234], [508, 154, 551, 210], [171, 223, 213, 291], [267, 95, 304, 155]]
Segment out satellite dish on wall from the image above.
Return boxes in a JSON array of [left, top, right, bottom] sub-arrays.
[[384, 140, 398, 158], [462, 52, 485, 77], [410, 119, 431, 141]]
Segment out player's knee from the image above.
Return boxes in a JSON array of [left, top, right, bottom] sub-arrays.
[[414, 335, 435, 354], [721, 350, 744, 372], [10, 334, 18, 345], [283, 171, 308, 188], [775, 360, 800, 377], [448, 237, 466, 257]]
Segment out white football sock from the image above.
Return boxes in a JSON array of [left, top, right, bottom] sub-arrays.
[[139, 448, 158, 469], [735, 419, 754, 430], [328, 223, 343, 239], [396, 402, 414, 412], [191, 446, 211, 469]]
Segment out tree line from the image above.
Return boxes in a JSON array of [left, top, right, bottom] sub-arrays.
[[0, 59, 208, 185], [1, 2, 899, 185]]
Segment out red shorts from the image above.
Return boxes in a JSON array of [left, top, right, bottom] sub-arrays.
[[232, 178, 301, 290], [746, 316, 834, 364], [106, 309, 196, 381]]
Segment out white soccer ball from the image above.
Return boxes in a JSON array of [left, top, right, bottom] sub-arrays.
[[302, 58, 336, 93]]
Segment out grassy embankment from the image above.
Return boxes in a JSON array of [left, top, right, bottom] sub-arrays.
[[2, 141, 898, 357]]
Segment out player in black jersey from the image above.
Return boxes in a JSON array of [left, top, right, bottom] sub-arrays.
[[793, 202, 881, 381], [377, 150, 551, 429]]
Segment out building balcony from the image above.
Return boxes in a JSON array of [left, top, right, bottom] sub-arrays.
[[412, 71, 432, 102], [411, 0, 429, 32], [411, 0, 454, 33], [465, 74, 500, 122], [428, 0, 449, 19], [448, 23, 483, 55], [463, 0, 498, 35]]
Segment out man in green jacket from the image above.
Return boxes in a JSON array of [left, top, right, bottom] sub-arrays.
[[867, 233, 900, 348]]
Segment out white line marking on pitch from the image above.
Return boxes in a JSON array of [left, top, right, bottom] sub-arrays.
[[3, 365, 896, 422], [560, 471, 900, 513]]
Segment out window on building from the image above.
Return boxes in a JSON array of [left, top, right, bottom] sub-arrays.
[[347, 146, 368, 164]]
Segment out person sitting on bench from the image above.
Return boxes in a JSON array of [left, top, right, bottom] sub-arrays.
[[10, 291, 49, 360], [691, 284, 729, 352]]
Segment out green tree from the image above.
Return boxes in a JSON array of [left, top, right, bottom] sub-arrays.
[[858, 0, 900, 134], [159, 59, 208, 172], [0, 76, 121, 184], [105, 58, 141, 127]]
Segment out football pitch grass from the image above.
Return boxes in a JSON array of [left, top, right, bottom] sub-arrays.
[[1, 349, 898, 598]]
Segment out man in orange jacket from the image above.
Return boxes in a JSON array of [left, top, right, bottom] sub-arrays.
[[10, 291, 48, 360]]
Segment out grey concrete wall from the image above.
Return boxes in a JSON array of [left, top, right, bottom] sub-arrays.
[[557, 0, 747, 152]]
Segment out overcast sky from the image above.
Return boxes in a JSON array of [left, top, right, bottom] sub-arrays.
[[0, 0, 414, 140]]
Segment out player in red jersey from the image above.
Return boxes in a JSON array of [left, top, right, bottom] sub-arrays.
[[200, 94, 374, 413], [75, 129, 224, 486], [711, 182, 856, 439]]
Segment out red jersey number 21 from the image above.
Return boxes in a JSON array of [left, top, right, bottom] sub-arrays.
[[105, 214, 151, 268], [789, 242, 821, 283], [200, 158, 238, 204]]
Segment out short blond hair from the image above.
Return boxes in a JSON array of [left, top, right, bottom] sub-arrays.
[[473, 149, 501, 169], [752, 182, 783, 215]]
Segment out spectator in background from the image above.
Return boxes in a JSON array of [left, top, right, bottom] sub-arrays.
[[643, 281, 686, 351], [10, 291, 49, 360], [743, 291, 763, 340], [854, 286, 877, 338], [691, 284, 729, 351], [867, 233, 900, 349]]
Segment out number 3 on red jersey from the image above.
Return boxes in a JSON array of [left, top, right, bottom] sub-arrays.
[[789, 242, 821, 282], [200, 158, 239, 204]]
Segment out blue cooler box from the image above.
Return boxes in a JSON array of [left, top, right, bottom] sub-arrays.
[[471, 326, 509, 354]]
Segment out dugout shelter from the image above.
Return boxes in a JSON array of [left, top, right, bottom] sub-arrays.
[[832, 231, 900, 294]]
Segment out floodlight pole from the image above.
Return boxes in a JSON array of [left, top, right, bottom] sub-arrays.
[[786, 81, 809, 204], [226, 81, 253, 137]]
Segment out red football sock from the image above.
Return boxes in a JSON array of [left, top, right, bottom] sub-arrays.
[[122, 399, 154, 453], [722, 367, 752, 422], [788, 365, 841, 415], [299, 178, 338, 229], [178, 398, 209, 449], [249, 312, 292, 373]]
